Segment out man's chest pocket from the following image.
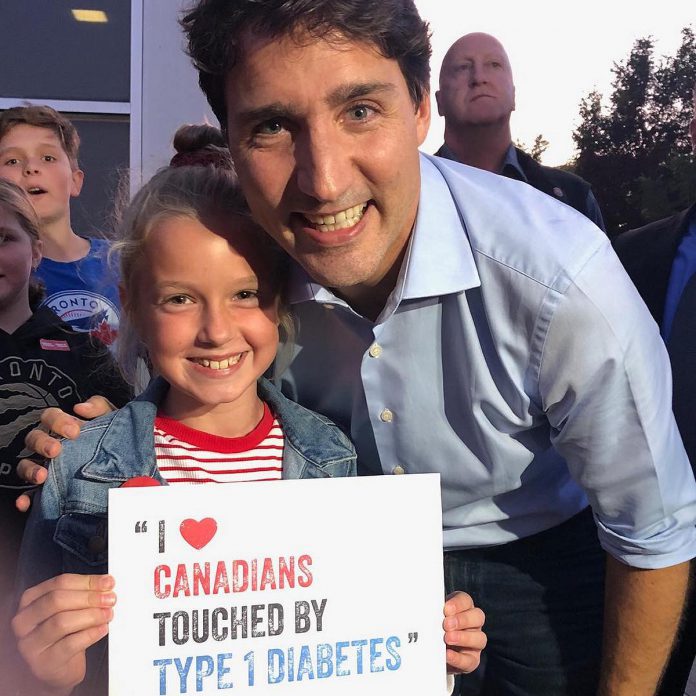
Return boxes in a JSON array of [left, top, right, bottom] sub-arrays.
[[54, 513, 108, 573]]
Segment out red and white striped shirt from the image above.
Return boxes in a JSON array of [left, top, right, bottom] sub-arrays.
[[154, 402, 284, 484]]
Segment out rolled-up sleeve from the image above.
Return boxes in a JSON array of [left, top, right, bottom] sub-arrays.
[[539, 242, 696, 568]]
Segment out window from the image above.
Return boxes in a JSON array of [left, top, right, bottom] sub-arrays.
[[0, 1, 134, 235]]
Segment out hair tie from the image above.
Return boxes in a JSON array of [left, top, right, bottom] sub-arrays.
[[169, 148, 232, 169]]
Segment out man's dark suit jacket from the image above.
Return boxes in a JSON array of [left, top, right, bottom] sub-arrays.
[[614, 204, 695, 326], [613, 203, 696, 467], [614, 202, 696, 696]]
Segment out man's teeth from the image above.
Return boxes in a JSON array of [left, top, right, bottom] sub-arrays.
[[194, 355, 242, 370], [305, 203, 367, 232]]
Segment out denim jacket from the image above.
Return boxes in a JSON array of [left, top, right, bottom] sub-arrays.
[[17, 376, 356, 695]]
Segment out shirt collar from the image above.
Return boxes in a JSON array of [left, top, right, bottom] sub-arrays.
[[437, 142, 526, 181], [399, 154, 480, 300], [501, 144, 528, 182], [288, 153, 481, 307], [436, 143, 458, 162]]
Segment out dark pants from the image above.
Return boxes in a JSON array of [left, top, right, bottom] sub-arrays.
[[445, 508, 605, 696]]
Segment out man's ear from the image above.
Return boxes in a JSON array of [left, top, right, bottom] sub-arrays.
[[415, 91, 432, 147], [70, 168, 84, 198], [435, 90, 444, 117]]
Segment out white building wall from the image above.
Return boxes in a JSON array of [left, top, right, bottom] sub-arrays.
[[131, 0, 214, 189]]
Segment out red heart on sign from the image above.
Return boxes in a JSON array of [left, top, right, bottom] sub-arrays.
[[179, 518, 217, 549]]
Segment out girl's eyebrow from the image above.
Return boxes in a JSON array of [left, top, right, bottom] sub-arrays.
[[155, 282, 187, 289], [230, 275, 259, 285], [154, 276, 260, 288]]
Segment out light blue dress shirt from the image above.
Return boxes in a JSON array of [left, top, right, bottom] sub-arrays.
[[280, 154, 696, 569], [436, 143, 606, 231], [502, 145, 606, 231]]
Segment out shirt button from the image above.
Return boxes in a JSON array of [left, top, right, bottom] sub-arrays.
[[322, 303, 335, 310], [380, 408, 393, 423], [392, 465, 405, 475], [369, 343, 383, 358]]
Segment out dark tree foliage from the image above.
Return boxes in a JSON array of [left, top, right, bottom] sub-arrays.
[[516, 134, 550, 162], [570, 27, 696, 237]]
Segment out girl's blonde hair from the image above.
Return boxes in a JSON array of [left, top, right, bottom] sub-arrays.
[[0, 179, 44, 309], [113, 124, 292, 386]]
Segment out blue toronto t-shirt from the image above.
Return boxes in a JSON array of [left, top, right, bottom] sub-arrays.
[[34, 237, 120, 346]]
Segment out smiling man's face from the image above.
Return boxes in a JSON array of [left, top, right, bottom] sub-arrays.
[[436, 33, 515, 129], [224, 32, 430, 310]]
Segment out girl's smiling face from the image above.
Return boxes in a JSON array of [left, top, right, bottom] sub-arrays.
[[127, 214, 280, 434]]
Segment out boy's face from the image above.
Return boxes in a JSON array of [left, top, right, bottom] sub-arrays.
[[0, 125, 83, 226]]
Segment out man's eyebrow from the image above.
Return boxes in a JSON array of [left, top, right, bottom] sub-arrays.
[[235, 103, 301, 128], [326, 81, 398, 108], [445, 59, 472, 73], [235, 82, 399, 127]]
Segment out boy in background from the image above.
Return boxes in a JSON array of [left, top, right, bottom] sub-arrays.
[[0, 106, 120, 346]]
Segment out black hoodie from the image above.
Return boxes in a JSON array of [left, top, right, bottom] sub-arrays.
[[0, 307, 131, 596], [0, 307, 131, 492]]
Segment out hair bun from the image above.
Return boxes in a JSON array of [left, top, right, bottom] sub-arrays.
[[170, 123, 233, 169]]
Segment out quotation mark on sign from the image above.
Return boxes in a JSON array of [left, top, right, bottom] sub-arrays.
[[408, 632, 419, 643], [132, 518, 167, 553]]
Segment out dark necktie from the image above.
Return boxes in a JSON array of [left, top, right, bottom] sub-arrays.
[[667, 272, 696, 470]]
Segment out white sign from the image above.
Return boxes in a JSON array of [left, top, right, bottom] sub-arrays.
[[108, 474, 446, 695]]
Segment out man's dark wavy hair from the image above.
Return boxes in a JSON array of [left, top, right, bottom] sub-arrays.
[[180, 0, 431, 130]]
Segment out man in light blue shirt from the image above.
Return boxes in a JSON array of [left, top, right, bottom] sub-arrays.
[[281, 155, 696, 695], [283, 153, 694, 567], [24, 2, 694, 695], [182, 1, 694, 694]]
